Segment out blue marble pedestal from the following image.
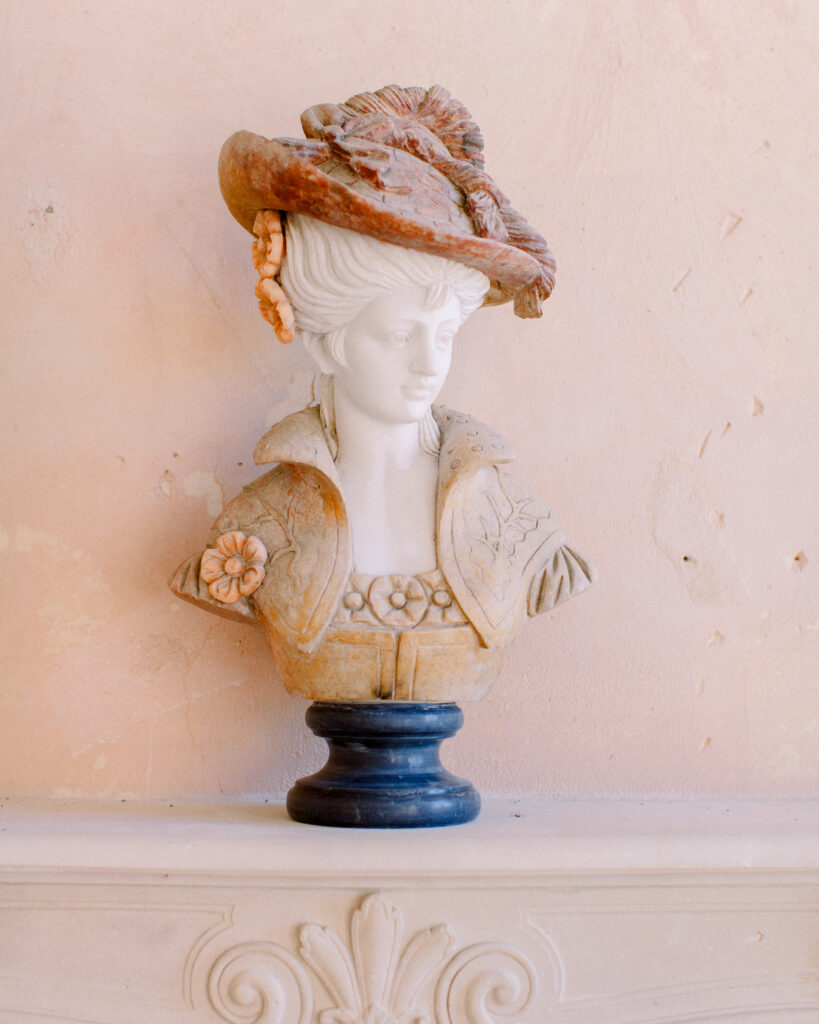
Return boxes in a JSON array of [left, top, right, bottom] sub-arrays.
[[286, 701, 480, 828]]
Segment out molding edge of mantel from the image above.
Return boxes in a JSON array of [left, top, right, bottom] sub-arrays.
[[1, 797, 818, 1023]]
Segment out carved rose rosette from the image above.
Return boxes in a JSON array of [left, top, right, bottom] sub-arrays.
[[200, 531, 268, 604]]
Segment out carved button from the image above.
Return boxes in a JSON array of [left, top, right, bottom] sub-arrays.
[[369, 575, 428, 627], [471, 444, 483, 452], [492, 442, 504, 449], [451, 459, 461, 469], [343, 591, 364, 611], [431, 589, 452, 608], [467, 429, 478, 436]]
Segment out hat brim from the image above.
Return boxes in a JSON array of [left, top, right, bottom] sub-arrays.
[[219, 130, 545, 303]]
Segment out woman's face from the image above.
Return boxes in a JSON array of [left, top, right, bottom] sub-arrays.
[[330, 285, 463, 424]]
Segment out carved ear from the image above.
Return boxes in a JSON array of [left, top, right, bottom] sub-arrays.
[[300, 332, 339, 374]]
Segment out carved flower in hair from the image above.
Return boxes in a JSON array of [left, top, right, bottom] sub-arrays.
[[200, 531, 268, 604], [251, 209, 295, 344], [369, 574, 428, 628]]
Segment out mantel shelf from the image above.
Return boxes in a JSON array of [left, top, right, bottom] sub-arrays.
[[2, 796, 818, 877], [2, 798, 818, 1023]]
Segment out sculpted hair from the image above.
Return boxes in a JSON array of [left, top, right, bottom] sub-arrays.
[[279, 212, 490, 365], [276, 214, 489, 457]]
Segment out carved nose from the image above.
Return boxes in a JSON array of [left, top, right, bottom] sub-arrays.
[[411, 335, 440, 377]]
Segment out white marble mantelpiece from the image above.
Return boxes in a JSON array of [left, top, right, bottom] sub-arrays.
[[1, 798, 818, 1023]]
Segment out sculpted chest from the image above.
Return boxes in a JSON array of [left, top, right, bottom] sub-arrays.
[[170, 405, 589, 702]]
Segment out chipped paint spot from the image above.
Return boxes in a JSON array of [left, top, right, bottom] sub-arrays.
[[671, 266, 691, 291], [37, 604, 106, 649], [700, 736, 711, 750], [790, 550, 807, 571], [719, 421, 732, 438], [720, 212, 743, 239], [651, 456, 744, 605], [709, 630, 725, 646], [751, 396, 764, 416], [709, 510, 725, 528], [15, 526, 60, 552], [183, 470, 225, 517], [131, 633, 190, 675], [698, 430, 711, 458], [739, 286, 753, 304], [21, 187, 72, 283], [156, 469, 174, 499]]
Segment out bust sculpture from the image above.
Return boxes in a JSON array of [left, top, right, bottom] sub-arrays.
[[170, 85, 596, 825]]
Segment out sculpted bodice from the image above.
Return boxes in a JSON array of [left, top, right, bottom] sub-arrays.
[[170, 404, 595, 701]]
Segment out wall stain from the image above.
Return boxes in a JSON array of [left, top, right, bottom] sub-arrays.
[[650, 456, 744, 606], [790, 551, 807, 572]]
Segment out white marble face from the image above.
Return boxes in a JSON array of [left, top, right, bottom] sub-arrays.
[[329, 285, 463, 424]]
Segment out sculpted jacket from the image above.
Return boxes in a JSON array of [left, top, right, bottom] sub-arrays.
[[170, 404, 595, 701]]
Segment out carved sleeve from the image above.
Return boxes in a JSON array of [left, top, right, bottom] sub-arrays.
[[168, 550, 258, 624], [167, 471, 282, 626], [527, 543, 596, 617]]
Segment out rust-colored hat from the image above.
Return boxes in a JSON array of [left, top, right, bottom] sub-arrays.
[[219, 85, 555, 319]]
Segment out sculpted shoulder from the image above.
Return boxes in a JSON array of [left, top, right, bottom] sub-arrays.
[[169, 407, 351, 644], [433, 405, 515, 488], [253, 405, 340, 487]]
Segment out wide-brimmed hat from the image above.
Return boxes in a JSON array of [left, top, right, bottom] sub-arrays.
[[219, 84, 555, 319]]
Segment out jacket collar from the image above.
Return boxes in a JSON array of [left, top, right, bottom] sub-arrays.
[[253, 403, 515, 483], [254, 405, 342, 488], [432, 405, 515, 486]]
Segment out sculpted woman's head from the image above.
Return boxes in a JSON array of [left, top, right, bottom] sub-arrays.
[[277, 213, 490, 426]]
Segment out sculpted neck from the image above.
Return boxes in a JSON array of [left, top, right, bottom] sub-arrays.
[[330, 387, 439, 576], [333, 389, 424, 473]]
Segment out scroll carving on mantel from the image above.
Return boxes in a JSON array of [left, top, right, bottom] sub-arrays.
[[204, 892, 538, 1024], [169, 84, 597, 825], [208, 941, 313, 1024]]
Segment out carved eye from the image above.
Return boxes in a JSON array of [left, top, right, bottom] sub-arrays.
[[437, 332, 454, 349], [382, 331, 410, 349]]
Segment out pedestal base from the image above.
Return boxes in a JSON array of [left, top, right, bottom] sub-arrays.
[[286, 701, 480, 828]]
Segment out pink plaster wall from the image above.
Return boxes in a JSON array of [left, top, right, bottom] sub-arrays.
[[2, 1, 817, 799]]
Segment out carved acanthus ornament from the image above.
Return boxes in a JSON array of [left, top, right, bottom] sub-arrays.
[[206, 893, 538, 1024]]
